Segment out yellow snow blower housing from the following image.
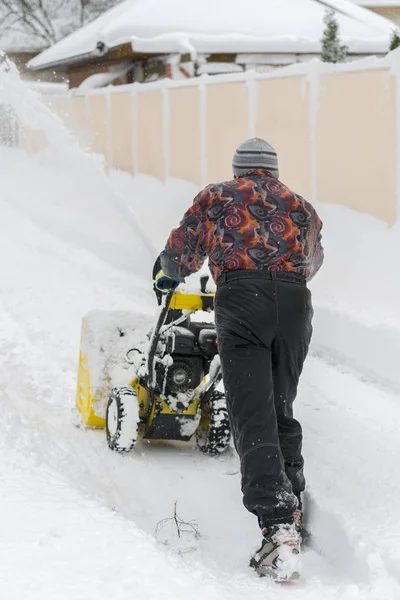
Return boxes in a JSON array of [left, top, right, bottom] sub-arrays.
[[76, 342, 105, 429], [75, 282, 230, 455]]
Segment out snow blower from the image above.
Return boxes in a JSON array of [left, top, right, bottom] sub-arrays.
[[75, 275, 231, 455]]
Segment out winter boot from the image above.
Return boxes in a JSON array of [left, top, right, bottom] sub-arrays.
[[250, 522, 301, 581], [293, 507, 311, 549]]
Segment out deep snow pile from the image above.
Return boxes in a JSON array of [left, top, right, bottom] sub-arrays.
[[310, 205, 400, 390], [2, 57, 400, 600]]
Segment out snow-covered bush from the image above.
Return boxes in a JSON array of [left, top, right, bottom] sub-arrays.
[[321, 9, 348, 63]]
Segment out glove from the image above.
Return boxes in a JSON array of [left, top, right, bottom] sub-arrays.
[[154, 270, 181, 293]]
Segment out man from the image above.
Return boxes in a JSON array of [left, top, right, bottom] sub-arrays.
[[155, 138, 323, 580]]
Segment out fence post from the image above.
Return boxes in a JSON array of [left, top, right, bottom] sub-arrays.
[[84, 92, 91, 151], [199, 78, 207, 187], [162, 85, 170, 181], [105, 87, 112, 169], [308, 62, 320, 206], [246, 70, 257, 139], [392, 54, 400, 222], [132, 86, 138, 176]]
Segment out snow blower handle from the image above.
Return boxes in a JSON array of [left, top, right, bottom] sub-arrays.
[[200, 275, 209, 294], [147, 289, 175, 390], [154, 270, 181, 294], [201, 358, 223, 405]]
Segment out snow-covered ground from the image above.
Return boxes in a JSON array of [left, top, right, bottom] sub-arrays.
[[2, 61, 400, 599]]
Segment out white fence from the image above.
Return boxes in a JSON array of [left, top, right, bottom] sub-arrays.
[[23, 51, 400, 224]]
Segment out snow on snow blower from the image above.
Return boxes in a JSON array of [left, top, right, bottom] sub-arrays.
[[75, 276, 231, 455]]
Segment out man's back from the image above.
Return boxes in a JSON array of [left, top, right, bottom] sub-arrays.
[[162, 169, 323, 283]]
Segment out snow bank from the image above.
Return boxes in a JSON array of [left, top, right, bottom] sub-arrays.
[[0, 56, 154, 275], [108, 170, 199, 253], [0, 58, 158, 405], [312, 306, 400, 390], [310, 203, 400, 390], [310, 204, 400, 333]]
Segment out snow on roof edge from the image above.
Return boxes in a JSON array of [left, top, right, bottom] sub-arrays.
[[29, 32, 393, 71], [129, 32, 392, 56], [28, 0, 135, 70]]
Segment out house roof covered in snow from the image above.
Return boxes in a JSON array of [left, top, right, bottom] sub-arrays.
[[29, 0, 395, 71]]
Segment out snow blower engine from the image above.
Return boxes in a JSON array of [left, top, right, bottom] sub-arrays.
[[75, 275, 231, 456]]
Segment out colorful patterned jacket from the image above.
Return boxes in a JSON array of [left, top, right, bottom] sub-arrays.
[[161, 170, 323, 284]]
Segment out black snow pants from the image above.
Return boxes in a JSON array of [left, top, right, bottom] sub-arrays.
[[215, 269, 313, 528]]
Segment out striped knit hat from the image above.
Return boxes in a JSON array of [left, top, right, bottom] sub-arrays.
[[232, 137, 279, 178]]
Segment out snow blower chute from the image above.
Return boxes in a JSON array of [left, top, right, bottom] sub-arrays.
[[75, 276, 231, 455]]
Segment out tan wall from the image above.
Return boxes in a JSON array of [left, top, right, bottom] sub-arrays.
[[206, 82, 249, 183], [49, 96, 91, 149], [170, 87, 202, 185], [256, 76, 311, 199], [316, 70, 396, 223], [371, 6, 400, 26], [110, 92, 134, 173], [35, 67, 400, 224], [137, 90, 164, 180], [87, 94, 108, 159]]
